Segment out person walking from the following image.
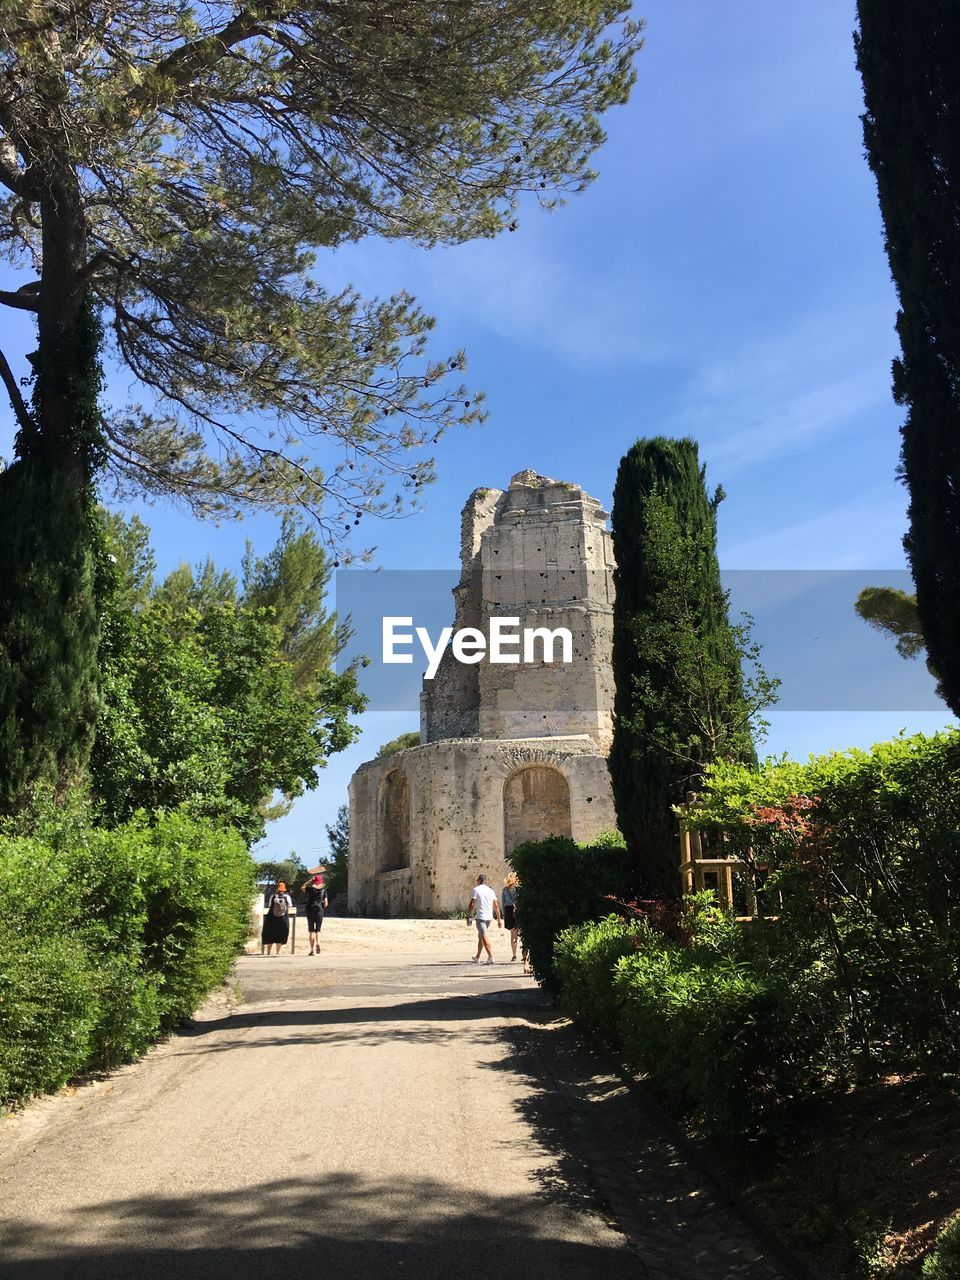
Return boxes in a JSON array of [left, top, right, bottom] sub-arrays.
[[262, 881, 293, 956], [501, 872, 520, 962], [300, 872, 328, 955], [466, 874, 502, 965]]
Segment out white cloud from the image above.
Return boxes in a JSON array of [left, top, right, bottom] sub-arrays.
[[666, 305, 899, 476], [721, 488, 908, 570]]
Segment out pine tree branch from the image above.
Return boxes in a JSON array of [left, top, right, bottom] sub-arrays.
[[0, 345, 32, 434], [0, 286, 40, 312], [139, 2, 291, 100]]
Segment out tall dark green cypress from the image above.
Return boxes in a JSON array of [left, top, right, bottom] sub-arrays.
[[855, 3, 960, 717], [0, 301, 105, 812], [609, 437, 755, 901]]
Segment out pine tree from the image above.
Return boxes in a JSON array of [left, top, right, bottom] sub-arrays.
[[325, 804, 350, 900], [0, 2, 641, 533], [242, 517, 344, 692], [855, 2, 960, 716], [609, 437, 774, 901], [0, 1, 641, 811]]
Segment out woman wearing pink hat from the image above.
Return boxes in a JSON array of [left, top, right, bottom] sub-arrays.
[[300, 872, 329, 955]]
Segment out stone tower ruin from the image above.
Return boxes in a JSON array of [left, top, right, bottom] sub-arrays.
[[347, 470, 619, 916]]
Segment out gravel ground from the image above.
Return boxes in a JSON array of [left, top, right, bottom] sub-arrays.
[[0, 919, 788, 1280]]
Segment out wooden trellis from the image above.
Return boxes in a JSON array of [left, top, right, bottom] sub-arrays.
[[678, 794, 773, 920]]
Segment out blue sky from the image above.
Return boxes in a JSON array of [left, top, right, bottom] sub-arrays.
[[1, 1, 954, 862]]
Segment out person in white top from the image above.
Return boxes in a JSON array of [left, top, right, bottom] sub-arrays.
[[466, 874, 502, 965]]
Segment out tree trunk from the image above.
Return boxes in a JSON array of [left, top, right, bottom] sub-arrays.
[[25, 165, 99, 479], [0, 135, 105, 811]]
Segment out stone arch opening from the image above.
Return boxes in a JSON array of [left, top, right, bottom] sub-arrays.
[[380, 769, 411, 873], [503, 765, 572, 855]]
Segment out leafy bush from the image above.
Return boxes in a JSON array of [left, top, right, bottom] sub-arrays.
[[613, 916, 843, 1135], [0, 924, 98, 1102], [542, 732, 960, 1137], [0, 801, 255, 1107], [554, 914, 644, 1032], [555, 903, 844, 1135], [923, 1213, 960, 1279], [509, 833, 634, 990], [686, 730, 960, 1073]]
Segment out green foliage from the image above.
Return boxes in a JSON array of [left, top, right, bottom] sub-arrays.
[[0, 803, 255, 1107], [242, 516, 347, 693], [257, 853, 309, 903], [688, 732, 960, 1071], [923, 1213, 960, 1280], [609, 436, 775, 901], [677, 731, 960, 1096], [92, 519, 365, 843], [99, 509, 156, 612], [547, 731, 960, 1137], [376, 731, 421, 758], [153, 561, 238, 614], [0, 458, 103, 813], [855, 584, 944, 702], [508, 834, 633, 991], [554, 905, 843, 1136], [856, 4, 960, 718], [612, 913, 841, 1135], [0, 927, 98, 1103], [324, 803, 350, 899], [855, 586, 926, 660], [554, 913, 643, 1033], [0, 1, 642, 537]]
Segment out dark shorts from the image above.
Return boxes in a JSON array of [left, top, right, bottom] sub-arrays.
[[504, 905, 517, 930], [306, 910, 324, 933]]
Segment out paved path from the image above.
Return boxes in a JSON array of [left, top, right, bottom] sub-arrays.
[[0, 920, 787, 1280]]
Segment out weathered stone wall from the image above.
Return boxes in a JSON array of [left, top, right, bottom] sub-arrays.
[[420, 486, 502, 742], [421, 472, 616, 749], [349, 470, 620, 918], [348, 736, 619, 916]]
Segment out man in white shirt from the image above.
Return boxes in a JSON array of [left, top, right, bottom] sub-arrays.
[[466, 874, 503, 965]]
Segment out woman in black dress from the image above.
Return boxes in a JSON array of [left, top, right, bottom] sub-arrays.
[[262, 881, 293, 955]]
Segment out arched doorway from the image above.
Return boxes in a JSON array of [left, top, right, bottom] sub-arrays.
[[503, 765, 572, 854], [380, 770, 411, 872]]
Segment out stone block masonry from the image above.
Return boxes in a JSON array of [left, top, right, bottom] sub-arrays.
[[348, 471, 620, 916]]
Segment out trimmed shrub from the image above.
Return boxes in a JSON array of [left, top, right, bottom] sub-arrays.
[[554, 903, 845, 1135], [554, 913, 644, 1032], [509, 832, 634, 990], [923, 1213, 960, 1279], [612, 925, 842, 1135], [0, 924, 98, 1102], [0, 803, 255, 1107]]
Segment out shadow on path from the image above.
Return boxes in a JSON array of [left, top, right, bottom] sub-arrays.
[[0, 1174, 646, 1280]]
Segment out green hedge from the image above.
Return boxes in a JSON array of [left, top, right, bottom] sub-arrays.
[[686, 730, 960, 1072], [555, 904, 846, 1135], [509, 831, 634, 991], [0, 806, 254, 1106], [544, 733, 960, 1136]]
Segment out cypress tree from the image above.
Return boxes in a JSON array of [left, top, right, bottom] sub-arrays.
[[855, 2, 960, 716], [609, 437, 763, 901]]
